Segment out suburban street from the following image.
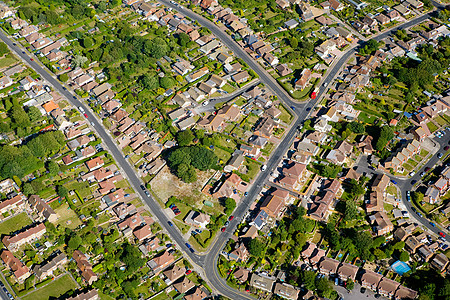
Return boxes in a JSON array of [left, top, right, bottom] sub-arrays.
[[0, 0, 446, 298]]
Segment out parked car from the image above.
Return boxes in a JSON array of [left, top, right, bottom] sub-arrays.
[[221, 227, 226, 232], [438, 153, 443, 159], [439, 232, 446, 238], [229, 215, 234, 221], [185, 269, 192, 275]]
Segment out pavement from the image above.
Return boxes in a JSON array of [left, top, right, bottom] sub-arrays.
[[0, 1, 445, 299]]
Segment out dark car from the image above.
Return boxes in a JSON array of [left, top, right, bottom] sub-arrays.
[[411, 180, 417, 185], [140, 185, 145, 190], [445, 146, 450, 151], [168, 221, 173, 227], [290, 106, 296, 111], [189, 248, 195, 253], [360, 287, 366, 294], [425, 167, 431, 172], [185, 243, 192, 248]]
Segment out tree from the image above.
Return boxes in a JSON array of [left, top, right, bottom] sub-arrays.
[[176, 163, 197, 183], [341, 200, 359, 221], [68, 234, 82, 249], [412, 191, 424, 203], [178, 32, 191, 47], [347, 121, 365, 134], [23, 182, 35, 195], [375, 126, 394, 151], [141, 73, 159, 90], [399, 251, 410, 262], [72, 55, 88, 68], [290, 37, 298, 48], [82, 36, 94, 48], [248, 239, 265, 257], [148, 38, 169, 59], [57, 185, 68, 198], [224, 197, 236, 215], [347, 279, 355, 291], [46, 161, 60, 175], [27, 106, 42, 123], [374, 248, 387, 260], [59, 73, 69, 82], [160, 76, 174, 89], [176, 129, 195, 146], [316, 277, 333, 298], [301, 270, 316, 290]]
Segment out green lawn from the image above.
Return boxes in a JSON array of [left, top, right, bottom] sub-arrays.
[[0, 213, 32, 236], [278, 104, 293, 124], [427, 121, 439, 133], [21, 274, 78, 300], [435, 115, 447, 126], [358, 111, 378, 124], [0, 54, 17, 68]]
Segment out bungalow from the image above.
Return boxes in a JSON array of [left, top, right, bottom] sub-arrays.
[[250, 273, 276, 293], [274, 283, 299, 300], [276, 64, 292, 76], [232, 71, 250, 84], [329, 0, 345, 11], [184, 211, 210, 228], [275, 0, 290, 9], [284, 19, 299, 29], [430, 253, 449, 273], [233, 267, 250, 283], [263, 52, 279, 66], [375, 14, 390, 25]]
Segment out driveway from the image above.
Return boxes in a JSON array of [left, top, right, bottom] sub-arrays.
[[335, 283, 387, 300]]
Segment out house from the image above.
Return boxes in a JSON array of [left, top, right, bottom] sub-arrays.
[[184, 211, 210, 228], [369, 211, 393, 236], [217, 104, 240, 121], [377, 278, 400, 298], [66, 290, 99, 300], [210, 74, 227, 88], [411, 126, 428, 142], [73, 250, 97, 285], [263, 52, 279, 66], [228, 242, 249, 262], [28, 195, 58, 223], [177, 116, 196, 131], [232, 71, 250, 84], [134, 225, 153, 241], [184, 286, 208, 300], [394, 286, 418, 300], [118, 213, 145, 230], [20, 76, 36, 91], [372, 174, 390, 193], [0, 194, 25, 215], [417, 245, 433, 261], [148, 251, 175, 274], [295, 68, 312, 91], [337, 263, 359, 281], [329, 0, 345, 11], [173, 93, 191, 108], [425, 186, 440, 204], [260, 193, 286, 218], [85, 157, 105, 171], [430, 253, 449, 273], [274, 283, 299, 300], [163, 265, 186, 284], [299, 2, 314, 21], [254, 117, 276, 138], [375, 14, 390, 25], [3, 223, 46, 251], [224, 152, 245, 173], [276, 64, 292, 77], [284, 19, 299, 29], [276, 0, 290, 9], [318, 257, 340, 276], [0, 250, 30, 283], [361, 270, 383, 290], [250, 273, 276, 293], [174, 276, 195, 294], [233, 267, 250, 284], [405, 236, 422, 253], [33, 252, 67, 280]]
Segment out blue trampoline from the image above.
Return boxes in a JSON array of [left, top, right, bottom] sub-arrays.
[[391, 260, 411, 275]]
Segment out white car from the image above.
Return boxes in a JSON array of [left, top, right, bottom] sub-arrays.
[[409, 171, 415, 177], [261, 165, 267, 171], [202, 100, 209, 106], [78, 106, 85, 113]]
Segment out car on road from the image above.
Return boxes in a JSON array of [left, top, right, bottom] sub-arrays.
[[445, 146, 450, 151], [438, 153, 443, 159], [30, 58, 33, 61], [430, 222, 436, 227], [361, 287, 366, 294], [391, 180, 397, 184], [140, 185, 145, 190], [189, 248, 195, 253], [290, 106, 296, 111], [144, 191, 150, 197], [439, 232, 446, 238], [185, 243, 192, 248], [425, 167, 431, 172], [409, 171, 415, 176], [229, 215, 234, 221], [168, 221, 173, 227], [202, 100, 209, 106], [261, 164, 267, 171], [417, 212, 423, 217], [224, 221, 230, 227], [420, 172, 425, 177], [221, 227, 226, 232], [244, 192, 248, 196]]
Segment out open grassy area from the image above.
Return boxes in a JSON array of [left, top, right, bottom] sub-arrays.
[[0, 213, 32, 235], [54, 203, 82, 229], [278, 104, 293, 124], [0, 54, 17, 68], [21, 274, 78, 300], [427, 121, 439, 133], [358, 111, 378, 124]]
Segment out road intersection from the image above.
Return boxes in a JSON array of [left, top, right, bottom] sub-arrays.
[[0, 1, 447, 298]]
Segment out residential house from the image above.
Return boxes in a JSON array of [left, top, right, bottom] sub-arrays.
[[361, 270, 383, 291], [394, 286, 418, 300], [73, 250, 97, 285], [0, 250, 30, 283], [148, 251, 175, 274], [375, 14, 390, 25], [66, 290, 99, 300], [228, 242, 249, 262], [295, 69, 311, 91], [318, 258, 340, 276], [184, 287, 208, 300], [28, 195, 58, 223], [274, 283, 299, 300], [184, 211, 211, 228], [134, 224, 153, 241], [430, 253, 449, 273], [3, 223, 46, 251], [377, 278, 400, 298], [232, 71, 250, 84], [250, 273, 276, 293], [337, 263, 359, 281], [405, 235, 422, 253], [174, 277, 195, 294], [276, 64, 292, 76], [0, 194, 25, 215], [33, 252, 67, 280], [369, 211, 393, 236], [329, 0, 345, 11], [163, 265, 186, 284]]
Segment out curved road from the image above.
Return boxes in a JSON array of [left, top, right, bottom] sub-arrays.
[[0, 1, 445, 298]]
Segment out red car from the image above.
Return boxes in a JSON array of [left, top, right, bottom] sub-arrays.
[[185, 270, 192, 275], [228, 215, 234, 221], [30, 58, 34, 61], [221, 227, 226, 232], [439, 232, 446, 238], [310, 91, 317, 99], [83, 113, 88, 118]]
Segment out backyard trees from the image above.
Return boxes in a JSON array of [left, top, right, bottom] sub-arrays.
[[248, 239, 265, 257], [375, 125, 394, 152], [167, 146, 218, 182]]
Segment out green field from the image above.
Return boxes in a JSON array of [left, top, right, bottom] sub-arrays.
[[21, 275, 78, 300], [0, 213, 32, 236]]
